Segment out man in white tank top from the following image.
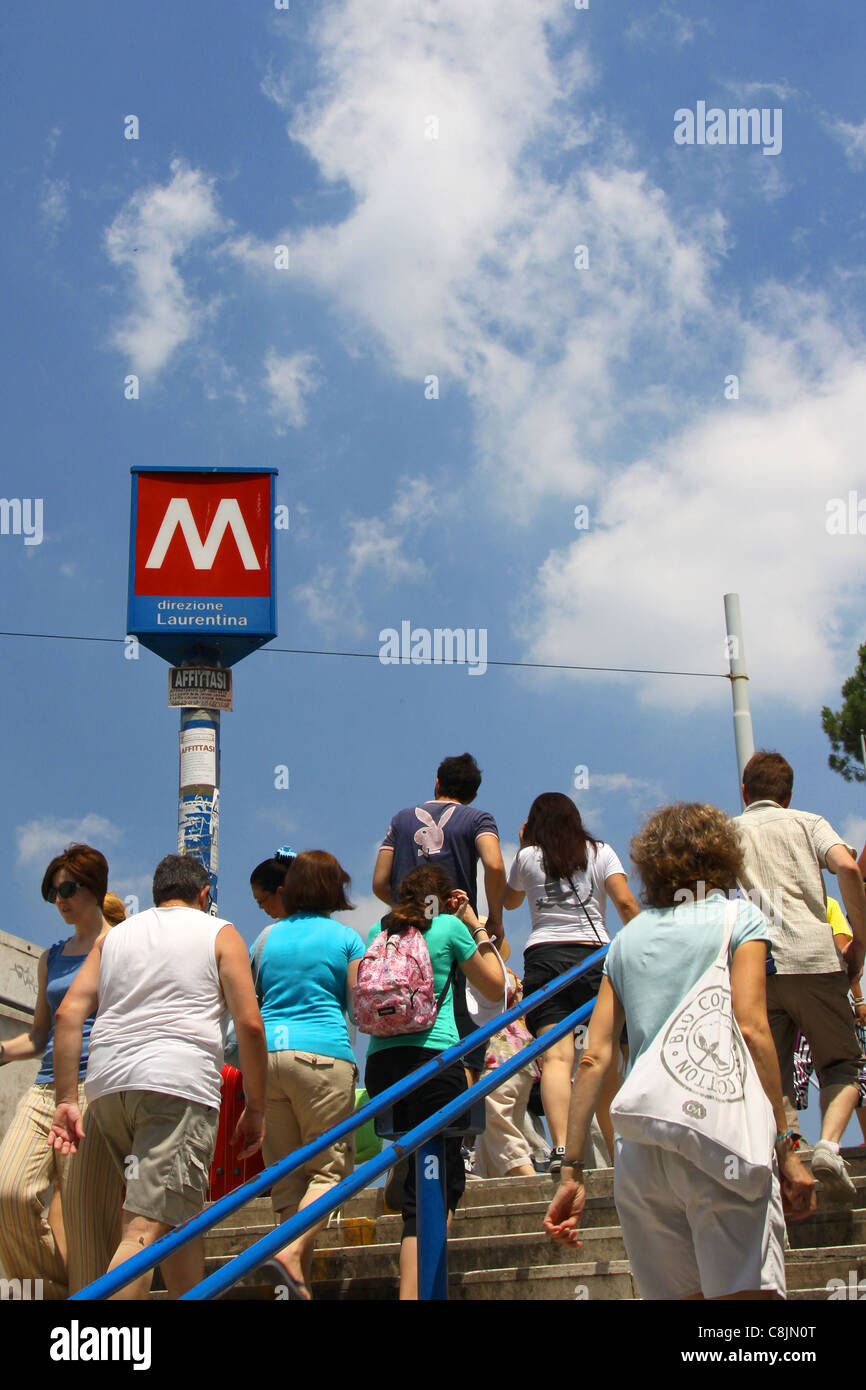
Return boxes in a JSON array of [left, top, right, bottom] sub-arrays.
[[49, 855, 268, 1299]]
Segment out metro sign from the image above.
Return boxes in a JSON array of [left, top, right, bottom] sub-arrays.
[[128, 467, 277, 666]]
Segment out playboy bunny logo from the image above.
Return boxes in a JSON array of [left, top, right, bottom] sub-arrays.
[[413, 804, 456, 857]]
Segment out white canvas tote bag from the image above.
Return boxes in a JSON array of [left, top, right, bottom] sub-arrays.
[[609, 899, 775, 1199]]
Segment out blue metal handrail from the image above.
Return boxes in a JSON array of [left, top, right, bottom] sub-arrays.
[[72, 944, 607, 1300]]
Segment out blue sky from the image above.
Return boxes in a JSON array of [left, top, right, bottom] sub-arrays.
[[2, 1, 866, 1139]]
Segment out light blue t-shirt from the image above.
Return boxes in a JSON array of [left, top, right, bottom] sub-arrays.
[[253, 915, 365, 1065], [603, 894, 771, 1065], [364, 913, 478, 1055]]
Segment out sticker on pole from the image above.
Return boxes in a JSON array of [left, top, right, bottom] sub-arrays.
[[179, 728, 217, 789], [169, 668, 233, 710]]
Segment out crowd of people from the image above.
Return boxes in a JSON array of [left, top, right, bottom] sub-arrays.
[[0, 748, 864, 1302]]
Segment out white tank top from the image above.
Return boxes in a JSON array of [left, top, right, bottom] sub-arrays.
[[85, 906, 228, 1110]]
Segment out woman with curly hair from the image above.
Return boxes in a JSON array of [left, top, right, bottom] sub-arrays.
[[363, 864, 505, 1300], [544, 802, 817, 1301]]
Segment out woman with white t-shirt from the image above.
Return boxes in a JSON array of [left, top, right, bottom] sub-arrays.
[[504, 792, 640, 1169]]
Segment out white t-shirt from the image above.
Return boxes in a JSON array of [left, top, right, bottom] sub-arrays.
[[508, 842, 626, 950], [85, 905, 227, 1111]]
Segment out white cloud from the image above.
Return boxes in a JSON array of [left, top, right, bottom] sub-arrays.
[[105, 159, 226, 378], [16, 814, 123, 866], [292, 563, 363, 635], [840, 817, 866, 858], [347, 477, 436, 584], [334, 892, 381, 941], [521, 291, 866, 711], [586, 773, 664, 806], [237, 1, 724, 505], [626, 5, 713, 50], [826, 117, 866, 169], [39, 178, 69, 235], [264, 349, 321, 430]]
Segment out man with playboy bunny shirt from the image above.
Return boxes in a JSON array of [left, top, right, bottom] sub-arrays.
[[373, 753, 507, 1072]]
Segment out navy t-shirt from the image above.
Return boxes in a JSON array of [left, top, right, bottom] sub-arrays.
[[382, 800, 499, 909]]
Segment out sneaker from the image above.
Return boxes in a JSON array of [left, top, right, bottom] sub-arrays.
[[811, 1140, 857, 1205], [460, 1145, 476, 1176], [547, 1146, 566, 1176]]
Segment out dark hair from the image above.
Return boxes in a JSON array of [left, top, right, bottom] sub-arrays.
[[41, 844, 109, 908], [522, 793, 601, 879], [152, 855, 210, 906], [436, 753, 481, 803], [629, 803, 744, 909], [742, 750, 793, 805], [281, 850, 353, 916], [385, 865, 456, 935], [250, 848, 297, 895]]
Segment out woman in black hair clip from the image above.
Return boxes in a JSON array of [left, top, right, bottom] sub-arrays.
[[250, 847, 297, 919]]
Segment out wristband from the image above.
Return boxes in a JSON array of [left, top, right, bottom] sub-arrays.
[[775, 1129, 800, 1149], [561, 1158, 585, 1174]]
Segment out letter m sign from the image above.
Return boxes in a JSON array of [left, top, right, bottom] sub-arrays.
[[128, 467, 278, 666]]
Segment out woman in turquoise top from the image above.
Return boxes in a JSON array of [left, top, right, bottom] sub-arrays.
[[0, 843, 120, 1297], [363, 864, 505, 1300], [249, 849, 365, 1300]]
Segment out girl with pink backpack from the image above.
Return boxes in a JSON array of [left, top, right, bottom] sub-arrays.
[[360, 865, 505, 1300]]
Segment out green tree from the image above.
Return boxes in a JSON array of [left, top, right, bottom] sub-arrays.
[[822, 643, 866, 784]]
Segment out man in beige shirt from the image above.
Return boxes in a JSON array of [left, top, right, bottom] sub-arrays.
[[734, 751, 866, 1203]]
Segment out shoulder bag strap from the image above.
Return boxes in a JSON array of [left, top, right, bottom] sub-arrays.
[[566, 872, 604, 946]]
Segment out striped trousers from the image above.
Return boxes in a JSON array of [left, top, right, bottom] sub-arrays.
[[0, 1081, 122, 1297]]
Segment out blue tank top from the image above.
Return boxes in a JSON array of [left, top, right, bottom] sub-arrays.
[[34, 939, 94, 1084]]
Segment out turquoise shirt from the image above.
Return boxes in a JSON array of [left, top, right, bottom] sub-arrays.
[[253, 915, 365, 1065], [604, 894, 771, 1065], [364, 913, 477, 1055]]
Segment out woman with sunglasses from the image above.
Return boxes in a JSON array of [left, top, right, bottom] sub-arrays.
[[504, 793, 640, 1170], [0, 844, 121, 1297]]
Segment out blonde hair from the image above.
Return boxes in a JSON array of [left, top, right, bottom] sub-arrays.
[[102, 893, 127, 926]]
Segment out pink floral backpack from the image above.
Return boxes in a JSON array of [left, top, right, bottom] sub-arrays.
[[353, 921, 456, 1037]]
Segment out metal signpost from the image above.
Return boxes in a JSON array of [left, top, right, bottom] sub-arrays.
[[127, 467, 277, 907]]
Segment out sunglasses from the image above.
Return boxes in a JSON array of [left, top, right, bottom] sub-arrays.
[[54, 881, 81, 900]]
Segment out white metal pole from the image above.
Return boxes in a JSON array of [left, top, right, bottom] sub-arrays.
[[724, 593, 755, 808]]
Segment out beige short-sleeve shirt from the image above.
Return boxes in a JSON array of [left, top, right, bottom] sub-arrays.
[[733, 800, 844, 975]]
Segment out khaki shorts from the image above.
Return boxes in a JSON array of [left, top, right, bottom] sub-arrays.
[[88, 1090, 219, 1227], [263, 1051, 357, 1216]]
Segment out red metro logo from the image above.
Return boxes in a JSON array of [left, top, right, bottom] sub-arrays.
[[133, 472, 271, 598]]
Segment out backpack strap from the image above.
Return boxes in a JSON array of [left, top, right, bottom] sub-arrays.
[[435, 960, 458, 1015]]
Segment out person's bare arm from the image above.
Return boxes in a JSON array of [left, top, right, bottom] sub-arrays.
[[826, 845, 866, 975], [345, 957, 361, 1018], [217, 926, 268, 1158], [504, 884, 525, 911], [459, 943, 507, 1002], [0, 950, 51, 1063], [50, 942, 104, 1153], [605, 874, 641, 926], [731, 939, 816, 1216], [372, 847, 394, 907], [477, 834, 506, 943]]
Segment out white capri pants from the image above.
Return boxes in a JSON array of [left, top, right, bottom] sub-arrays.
[[613, 1136, 787, 1300]]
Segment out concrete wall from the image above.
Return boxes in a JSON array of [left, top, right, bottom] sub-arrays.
[[0, 929, 42, 1141]]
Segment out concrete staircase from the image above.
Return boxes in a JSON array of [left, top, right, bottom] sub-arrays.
[[189, 1145, 866, 1301]]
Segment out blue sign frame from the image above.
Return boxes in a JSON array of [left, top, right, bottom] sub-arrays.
[[127, 466, 278, 667]]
